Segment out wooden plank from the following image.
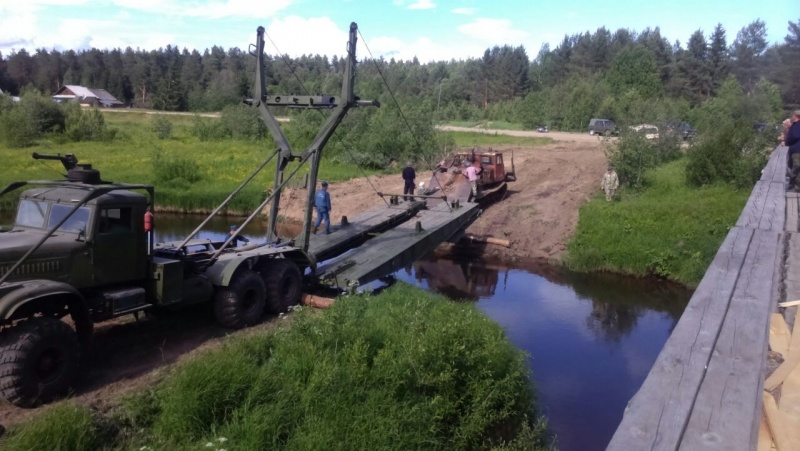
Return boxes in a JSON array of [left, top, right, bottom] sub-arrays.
[[737, 181, 771, 229], [766, 308, 800, 390], [763, 392, 794, 451], [770, 313, 791, 356], [757, 415, 774, 451], [681, 229, 780, 450], [759, 182, 787, 232], [778, 320, 800, 451], [771, 146, 789, 184], [779, 300, 800, 308], [787, 197, 799, 233], [606, 227, 753, 450], [761, 150, 779, 182]]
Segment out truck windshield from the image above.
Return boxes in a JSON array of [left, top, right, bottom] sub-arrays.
[[47, 204, 91, 233], [15, 200, 49, 228]]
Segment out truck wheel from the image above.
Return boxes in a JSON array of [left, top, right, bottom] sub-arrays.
[[0, 317, 80, 408], [213, 270, 266, 329], [264, 259, 302, 313]]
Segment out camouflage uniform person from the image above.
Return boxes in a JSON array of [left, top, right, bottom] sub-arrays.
[[601, 166, 619, 201]]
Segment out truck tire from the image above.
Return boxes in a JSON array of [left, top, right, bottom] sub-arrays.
[[213, 270, 266, 329], [264, 259, 302, 314], [0, 317, 80, 408]]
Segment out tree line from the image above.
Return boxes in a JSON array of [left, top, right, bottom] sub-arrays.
[[0, 18, 797, 131]]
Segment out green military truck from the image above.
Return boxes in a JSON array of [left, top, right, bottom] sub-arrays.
[[0, 22, 374, 407]]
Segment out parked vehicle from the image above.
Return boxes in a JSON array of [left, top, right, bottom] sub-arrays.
[[588, 118, 618, 136], [537, 125, 549, 133], [665, 121, 695, 140], [630, 124, 659, 140]]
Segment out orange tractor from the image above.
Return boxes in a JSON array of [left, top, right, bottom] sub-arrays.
[[423, 148, 516, 206]]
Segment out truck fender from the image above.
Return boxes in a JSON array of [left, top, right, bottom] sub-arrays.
[[204, 257, 253, 287], [0, 280, 92, 341]]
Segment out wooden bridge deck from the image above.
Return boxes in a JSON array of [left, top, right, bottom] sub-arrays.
[[608, 146, 789, 450]]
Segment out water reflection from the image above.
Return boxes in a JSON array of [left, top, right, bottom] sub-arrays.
[[397, 256, 691, 451]]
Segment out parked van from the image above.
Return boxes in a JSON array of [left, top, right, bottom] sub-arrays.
[[588, 118, 618, 136]]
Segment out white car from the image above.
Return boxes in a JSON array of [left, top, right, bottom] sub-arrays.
[[630, 124, 659, 140]]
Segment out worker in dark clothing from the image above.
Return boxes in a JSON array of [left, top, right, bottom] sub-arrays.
[[402, 161, 416, 201], [229, 225, 250, 245], [787, 110, 800, 190]]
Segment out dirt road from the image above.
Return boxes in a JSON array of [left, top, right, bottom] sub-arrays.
[[277, 128, 610, 261]]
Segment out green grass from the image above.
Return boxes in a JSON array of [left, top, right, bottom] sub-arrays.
[[1, 112, 551, 214], [1, 285, 549, 451], [0, 111, 381, 214], [565, 158, 750, 287], [442, 131, 552, 147]]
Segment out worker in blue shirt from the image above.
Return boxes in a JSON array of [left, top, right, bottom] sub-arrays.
[[229, 225, 250, 245], [314, 180, 332, 234]]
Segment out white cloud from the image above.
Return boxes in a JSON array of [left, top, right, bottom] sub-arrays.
[[451, 7, 475, 15], [265, 16, 349, 58], [458, 18, 528, 44], [408, 0, 435, 10], [110, 0, 293, 18]]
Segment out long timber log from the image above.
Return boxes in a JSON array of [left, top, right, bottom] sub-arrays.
[[607, 145, 788, 450]]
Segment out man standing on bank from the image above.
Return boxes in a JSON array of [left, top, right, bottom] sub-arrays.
[[314, 180, 332, 234], [402, 161, 416, 201], [787, 110, 800, 190], [601, 166, 619, 201]]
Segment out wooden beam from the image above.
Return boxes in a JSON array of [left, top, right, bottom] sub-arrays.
[[607, 227, 753, 450], [778, 300, 800, 308], [786, 196, 798, 233], [763, 392, 793, 451], [765, 308, 800, 391], [759, 182, 786, 232], [681, 229, 780, 450], [758, 414, 774, 451], [770, 313, 792, 356], [737, 182, 771, 229], [778, 351, 800, 450]]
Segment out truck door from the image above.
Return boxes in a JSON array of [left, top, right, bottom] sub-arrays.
[[92, 207, 145, 284]]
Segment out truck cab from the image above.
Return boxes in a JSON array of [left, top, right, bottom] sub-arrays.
[[3, 187, 149, 288]]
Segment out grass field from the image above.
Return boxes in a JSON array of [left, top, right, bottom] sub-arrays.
[[565, 158, 749, 287], [1, 285, 549, 451], [1, 111, 549, 214]]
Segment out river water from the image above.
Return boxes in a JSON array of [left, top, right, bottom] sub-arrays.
[[1, 211, 692, 450]]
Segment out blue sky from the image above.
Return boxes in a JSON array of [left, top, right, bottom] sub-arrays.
[[0, 0, 796, 62]]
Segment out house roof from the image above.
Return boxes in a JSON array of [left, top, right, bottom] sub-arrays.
[[53, 85, 123, 105]]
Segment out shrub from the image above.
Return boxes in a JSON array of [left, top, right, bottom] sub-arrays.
[[0, 105, 38, 147], [0, 92, 66, 147], [64, 104, 112, 142], [220, 104, 266, 140], [191, 115, 230, 141], [685, 123, 770, 188], [153, 151, 202, 184], [151, 114, 173, 139]]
